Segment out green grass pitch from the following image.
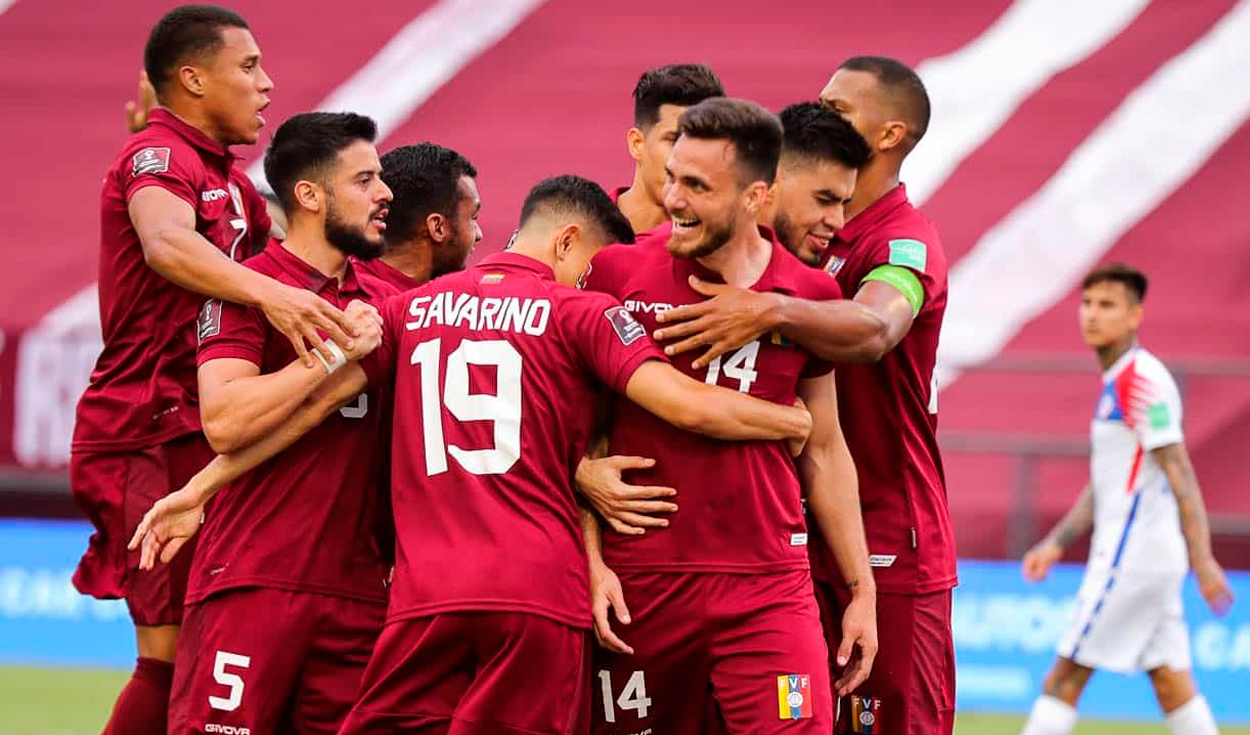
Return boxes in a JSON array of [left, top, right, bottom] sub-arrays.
[[1, 665, 1247, 735]]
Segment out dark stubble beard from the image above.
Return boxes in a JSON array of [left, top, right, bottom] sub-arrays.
[[670, 213, 735, 259], [324, 198, 383, 261]]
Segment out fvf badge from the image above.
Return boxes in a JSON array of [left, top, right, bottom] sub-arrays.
[[849, 694, 883, 734], [776, 674, 812, 720]]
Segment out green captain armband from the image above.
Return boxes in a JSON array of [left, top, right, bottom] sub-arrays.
[[862, 264, 924, 316]]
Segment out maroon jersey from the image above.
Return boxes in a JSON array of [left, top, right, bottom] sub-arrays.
[[186, 245, 395, 606], [355, 256, 423, 291], [361, 251, 664, 629], [816, 183, 955, 594], [609, 185, 667, 239], [74, 109, 271, 452], [583, 225, 840, 573]]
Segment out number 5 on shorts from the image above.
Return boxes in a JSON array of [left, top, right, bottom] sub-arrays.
[[209, 651, 251, 711], [598, 670, 652, 722]]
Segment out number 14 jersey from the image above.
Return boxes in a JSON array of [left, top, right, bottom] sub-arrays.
[[582, 225, 842, 574], [362, 252, 665, 630]]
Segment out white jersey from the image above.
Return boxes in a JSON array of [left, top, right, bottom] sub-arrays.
[[1087, 346, 1187, 576]]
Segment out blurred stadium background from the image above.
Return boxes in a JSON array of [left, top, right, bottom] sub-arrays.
[[0, 0, 1247, 732]]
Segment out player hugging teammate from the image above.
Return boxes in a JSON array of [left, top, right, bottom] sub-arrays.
[[85, 4, 977, 735]]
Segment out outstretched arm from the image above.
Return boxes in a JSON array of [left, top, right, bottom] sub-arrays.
[[796, 371, 876, 696], [1154, 443, 1234, 614], [623, 360, 810, 442], [1022, 484, 1094, 582]]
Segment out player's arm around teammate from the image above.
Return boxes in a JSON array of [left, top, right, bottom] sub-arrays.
[[795, 369, 877, 695]]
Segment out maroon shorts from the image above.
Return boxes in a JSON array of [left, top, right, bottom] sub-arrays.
[[71, 432, 215, 626], [592, 570, 832, 735], [339, 612, 590, 735], [169, 587, 384, 735], [814, 580, 955, 735]]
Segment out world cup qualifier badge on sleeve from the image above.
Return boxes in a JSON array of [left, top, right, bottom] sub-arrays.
[[776, 674, 813, 720], [849, 694, 883, 734]]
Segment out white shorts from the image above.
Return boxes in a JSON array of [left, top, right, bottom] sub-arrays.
[[1057, 567, 1191, 674]]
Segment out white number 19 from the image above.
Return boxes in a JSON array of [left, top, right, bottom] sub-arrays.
[[410, 338, 523, 476]]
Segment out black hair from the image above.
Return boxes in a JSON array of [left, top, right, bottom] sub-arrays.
[[677, 98, 783, 185], [633, 64, 725, 130], [1082, 263, 1149, 302], [263, 112, 378, 213], [379, 143, 477, 247], [839, 56, 931, 150], [519, 175, 635, 245], [780, 102, 871, 170], [144, 4, 250, 99]]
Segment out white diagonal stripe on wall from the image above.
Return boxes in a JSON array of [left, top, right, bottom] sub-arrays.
[[937, 0, 1250, 386]]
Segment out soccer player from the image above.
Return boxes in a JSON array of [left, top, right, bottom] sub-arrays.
[[135, 174, 815, 734], [1018, 264, 1233, 735], [166, 111, 395, 735], [582, 98, 874, 735], [649, 57, 953, 735], [356, 142, 482, 290], [613, 63, 725, 235], [71, 7, 355, 735]]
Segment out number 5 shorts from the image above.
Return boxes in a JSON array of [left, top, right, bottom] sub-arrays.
[[168, 587, 385, 735]]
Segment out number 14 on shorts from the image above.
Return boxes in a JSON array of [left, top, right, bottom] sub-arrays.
[[598, 670, 652, 723]]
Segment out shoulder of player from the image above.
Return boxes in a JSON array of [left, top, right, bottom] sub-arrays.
[[769, 246, 843, 300], [1127, 349, 1180, 393], [355, 268, 403, 304], [114, 129, 203, 177]]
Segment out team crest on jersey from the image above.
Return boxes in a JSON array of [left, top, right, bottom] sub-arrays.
[[776, 674, 813, 720], [823, 255, 846, 277], [132, 147, 171, 176], [197, 299, 223, 343], [849, 695, 882, 733], [604, 306, 645, 346]]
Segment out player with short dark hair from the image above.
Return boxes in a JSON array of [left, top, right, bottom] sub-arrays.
[[163, 111, 395, 735], [582, 98, 875, 735], [353, 143, 482, 290], [134, 173, 814, 735], [647, 59, 956, 734], [71, 8, 358, 735], [1018, 264, 1231, 735], [614, 63, 725, 235]]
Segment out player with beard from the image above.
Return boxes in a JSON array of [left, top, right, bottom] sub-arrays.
[[72, 9, 360, 735], [357, 143, 482, 290], [582, 98, 875, 735], [650, 57, 954, 735], [164, 112, 394, 735], [613, 64, 724, 236]]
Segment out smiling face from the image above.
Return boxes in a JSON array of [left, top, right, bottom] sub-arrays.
[[199, 26, 273, 145], [772, 157, 857, 265], [322, 140, 392, 260], [662, 135, 751, 259]]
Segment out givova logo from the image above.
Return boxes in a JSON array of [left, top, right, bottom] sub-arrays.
[[206, 725, 249, 735]]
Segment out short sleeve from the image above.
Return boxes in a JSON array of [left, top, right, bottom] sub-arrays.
[[1120, 359, 1184, 450], [197, 298, 267, 366], [359, 291, 409, 389], [855, 234, 942, 314], [122, 141, 202, 209], [558, 291, 667, 394]]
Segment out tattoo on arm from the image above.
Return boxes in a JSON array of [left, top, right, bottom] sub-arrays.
[[1049, 485, 1094, 549], [1153, 443, 1214, 562]]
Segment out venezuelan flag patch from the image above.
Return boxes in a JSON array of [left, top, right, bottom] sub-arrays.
[[776, 674, 812, 720], [849, 694, 882, 734], [480, 272, 505, 284]]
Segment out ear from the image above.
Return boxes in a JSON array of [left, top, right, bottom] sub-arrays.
[[426, 212, 449, 244], [178, 65, 205, 98], [553, 223, 581, 262], [294, 180, 321, 214], [743, 180, 771, 215], [626, 127, 646, 163], [878, 120, 908, 154], [1129, 302, 1145, 329]]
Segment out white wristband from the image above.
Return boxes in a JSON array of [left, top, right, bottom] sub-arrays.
[[313, 340, 347, 375]]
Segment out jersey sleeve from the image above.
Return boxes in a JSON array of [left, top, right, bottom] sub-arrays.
[[1118, 357, 1184, 450], [122, 139, 202, 209], [855, 233, 943, 316], [196, 298, 267, 367], [359, 291, 409, 389], [796, 268, 844, 379], [558, 290, 667, 394]]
